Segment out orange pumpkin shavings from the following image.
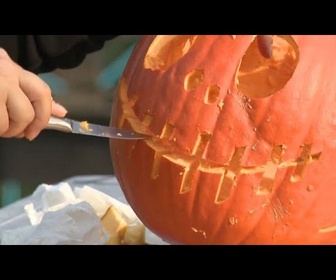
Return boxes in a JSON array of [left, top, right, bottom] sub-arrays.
[[79, 121, 93, 132]]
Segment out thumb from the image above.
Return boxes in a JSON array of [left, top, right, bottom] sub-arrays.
[[52, 100, 68, 117]]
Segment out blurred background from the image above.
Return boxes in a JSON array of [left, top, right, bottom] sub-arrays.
[[0, 35, 141, 207]]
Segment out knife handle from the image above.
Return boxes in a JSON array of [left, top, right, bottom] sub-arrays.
[[46, 116, 73, 133]]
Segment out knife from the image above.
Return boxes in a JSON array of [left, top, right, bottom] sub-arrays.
[[46, 116, 149, 140]]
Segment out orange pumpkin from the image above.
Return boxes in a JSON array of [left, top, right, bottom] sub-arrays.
[[109, 35, 336, 244]]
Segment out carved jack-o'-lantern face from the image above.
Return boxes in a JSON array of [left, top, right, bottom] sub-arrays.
[[109, 35, 336, 244]]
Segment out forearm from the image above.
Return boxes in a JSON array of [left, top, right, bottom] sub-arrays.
[[0, 35, 118, 74]]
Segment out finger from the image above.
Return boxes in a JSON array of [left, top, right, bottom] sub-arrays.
[[14, 132, 25, 139], [52, 100, 68, 117], [0, 104, 9, 136], [19, 70, 53, 140], [0, 81, 10, 135], [1, 88, 35, 138], [0, 48, 11, 60], [257, 35, 273, 59]]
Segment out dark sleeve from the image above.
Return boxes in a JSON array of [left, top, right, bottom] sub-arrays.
[[0, 35, 118, 74]]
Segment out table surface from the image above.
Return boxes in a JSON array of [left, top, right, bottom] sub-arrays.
[[0, 175, 168, 245]]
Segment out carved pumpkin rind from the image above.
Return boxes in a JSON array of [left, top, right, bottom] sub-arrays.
[[110, 35, 336, 244]]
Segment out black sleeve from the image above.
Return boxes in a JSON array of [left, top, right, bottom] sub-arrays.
[[0, 35, 118, 74]]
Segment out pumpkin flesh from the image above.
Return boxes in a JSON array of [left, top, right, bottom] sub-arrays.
[[110, 35, 336, 244]]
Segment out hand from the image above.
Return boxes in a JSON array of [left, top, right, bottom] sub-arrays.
[[0, 48, 68, 140]]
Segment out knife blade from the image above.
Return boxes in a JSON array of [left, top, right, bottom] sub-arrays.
[[46, 116, 150, 140]]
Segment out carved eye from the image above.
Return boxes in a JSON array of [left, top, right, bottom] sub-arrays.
[[236, 35, 299, 98]]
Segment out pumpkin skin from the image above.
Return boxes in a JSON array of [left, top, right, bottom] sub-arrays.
[[109, 35, 336, 244]]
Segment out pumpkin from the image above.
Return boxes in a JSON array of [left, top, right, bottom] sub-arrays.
[[109, 35, 336, 244]]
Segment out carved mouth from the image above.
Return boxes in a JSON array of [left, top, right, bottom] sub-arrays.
[[114, 78, 322, 204]]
